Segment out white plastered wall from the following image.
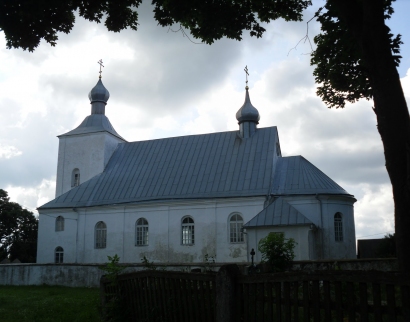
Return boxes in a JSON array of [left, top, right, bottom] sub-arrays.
[[55, 132, 124, 197], [37, 197, 265, 264]]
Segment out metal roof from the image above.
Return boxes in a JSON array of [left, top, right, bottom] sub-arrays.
[[39, 127, 279, 209], [88, 79, 110, 104], [58, 114, 125, 140], [236, 88, 260, 124], [244, 197, 313, 227], [270, 156, 351, 196]]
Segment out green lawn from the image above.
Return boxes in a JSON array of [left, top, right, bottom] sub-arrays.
[[0, 285, 101, 322]]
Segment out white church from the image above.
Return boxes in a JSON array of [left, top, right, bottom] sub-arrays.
[[36, 74, 356, 264]]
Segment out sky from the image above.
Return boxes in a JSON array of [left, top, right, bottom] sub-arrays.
[[1, 0, 410, 242]]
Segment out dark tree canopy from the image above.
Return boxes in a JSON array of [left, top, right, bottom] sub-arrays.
[[376, 233, 396, 258], [0, 0, 311, 51], [311, 0, 402, 108], [0, 189, 38, 263]]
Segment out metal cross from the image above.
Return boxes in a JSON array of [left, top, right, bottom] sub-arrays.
[[244, 65, 249, 87], [98, 59, 104, 78]]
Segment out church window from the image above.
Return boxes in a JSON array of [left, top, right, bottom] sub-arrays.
[[55, 246, 64, 263], [135, 218, 149, 246], [182, 217, 194, 245], [71, 168, 80, 187], [55, 216, 64, 231], [334, 213, 343, 242], [95, 221, 107, 248], [229, 213, 244, 243]]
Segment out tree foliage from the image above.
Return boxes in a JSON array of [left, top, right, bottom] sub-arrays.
[[0, 189, 38, 263], [311, 0, 402, 108], [258, 233, 296, 272], [376, 233, 396, 258], [0, 0, 311, 51]]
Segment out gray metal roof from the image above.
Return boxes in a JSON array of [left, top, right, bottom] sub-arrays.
[[88, 78, 110, 104], [58, 114, 125, 140], [39, 127, 279, 209], [271, 156, 351, 196], [244, 197, 313, 227], [236, 88, 260, 124]]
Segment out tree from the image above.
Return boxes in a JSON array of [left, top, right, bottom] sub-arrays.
[[376, 233, 396, 258], [1, 0, 409, 272], [0, 189, 38, 263], [258, 233, 296, 272]]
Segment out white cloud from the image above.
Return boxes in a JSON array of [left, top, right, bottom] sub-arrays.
[[0, 144, 22, 159]]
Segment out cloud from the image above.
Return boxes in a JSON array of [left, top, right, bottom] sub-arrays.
[[0, 144, 22, 159]]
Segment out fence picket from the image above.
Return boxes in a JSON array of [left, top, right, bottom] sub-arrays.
[[359, 282, 368, 322], [303, 280, 310, 322]]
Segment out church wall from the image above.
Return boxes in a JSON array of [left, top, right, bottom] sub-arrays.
[[37, 197, 266, 264], [321, 199, 356, 259], [36, 210, 78, 263], [55, 132, 123, 197], [286, 195, 356, 259]]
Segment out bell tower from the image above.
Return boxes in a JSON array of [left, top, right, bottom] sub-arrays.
[[55, 62, 126, 197]]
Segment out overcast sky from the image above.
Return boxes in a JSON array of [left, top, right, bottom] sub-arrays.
[[1, 0, 409, 241]]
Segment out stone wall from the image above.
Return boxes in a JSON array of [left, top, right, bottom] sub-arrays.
[[0, 258, 398, 288]]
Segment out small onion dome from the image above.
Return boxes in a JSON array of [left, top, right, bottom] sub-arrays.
[[88, 79, 110, 104], [236, 87, 260, 124]]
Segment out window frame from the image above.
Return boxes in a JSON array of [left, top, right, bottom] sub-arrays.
[[229, 213, 244, 243], [135, 218, 149, 246], [55, 216, 65, 232], [95, 221, 107, 249], [181, 216, 195, 245], [71, 168, 80, 187], [55, 246, 64, 264], [334, 212, 343, 242]]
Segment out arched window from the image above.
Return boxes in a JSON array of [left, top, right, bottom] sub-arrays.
[[135, 218, 149, 246], [95, 221, 107, 249], [55, 247, 64, 263], [182, 217, 194, 245], [334, 213, 343, 242], [71, 168, 80, 187], [55, 216, 64, 231], [229, 213, 244, 243]]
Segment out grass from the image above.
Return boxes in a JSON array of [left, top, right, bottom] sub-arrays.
[[0, 285, 101, 322]]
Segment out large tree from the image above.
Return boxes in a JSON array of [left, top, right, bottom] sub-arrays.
[[1, 0, 408, 271], [0, 189, 38, 263]]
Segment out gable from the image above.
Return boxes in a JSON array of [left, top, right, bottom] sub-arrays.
[[40, 127, 279, 209], [244, 197, 313, 228]]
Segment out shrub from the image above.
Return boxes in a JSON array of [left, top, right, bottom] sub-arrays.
[[258, 233, 296, 272]]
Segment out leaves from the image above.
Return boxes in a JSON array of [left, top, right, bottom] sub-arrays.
[[310, 0, 401, 108], [0, 189, 38, 263], [0, 0, 310, 50], [153, 0, 312, 44], [0, 0, 142, 51], [258, 232, 296, 272]]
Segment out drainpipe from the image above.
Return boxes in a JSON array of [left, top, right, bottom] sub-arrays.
[[315, 194, 325, 259]]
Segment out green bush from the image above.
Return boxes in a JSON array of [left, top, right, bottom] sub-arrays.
[[258, 233, 296, 272]]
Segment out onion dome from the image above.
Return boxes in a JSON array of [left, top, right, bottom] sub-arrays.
[[88, 79, 110, 115], [236, 87, 260, 124], [88, 79, 110, 105]]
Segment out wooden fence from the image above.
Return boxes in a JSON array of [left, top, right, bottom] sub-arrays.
[[100, 267, 410, 322], [236, 270, 410, 322], [101, 270, 216, 322]]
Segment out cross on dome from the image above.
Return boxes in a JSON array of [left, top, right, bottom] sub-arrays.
[[244, 65, 249, 89], [98, 59, 104, 79]]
